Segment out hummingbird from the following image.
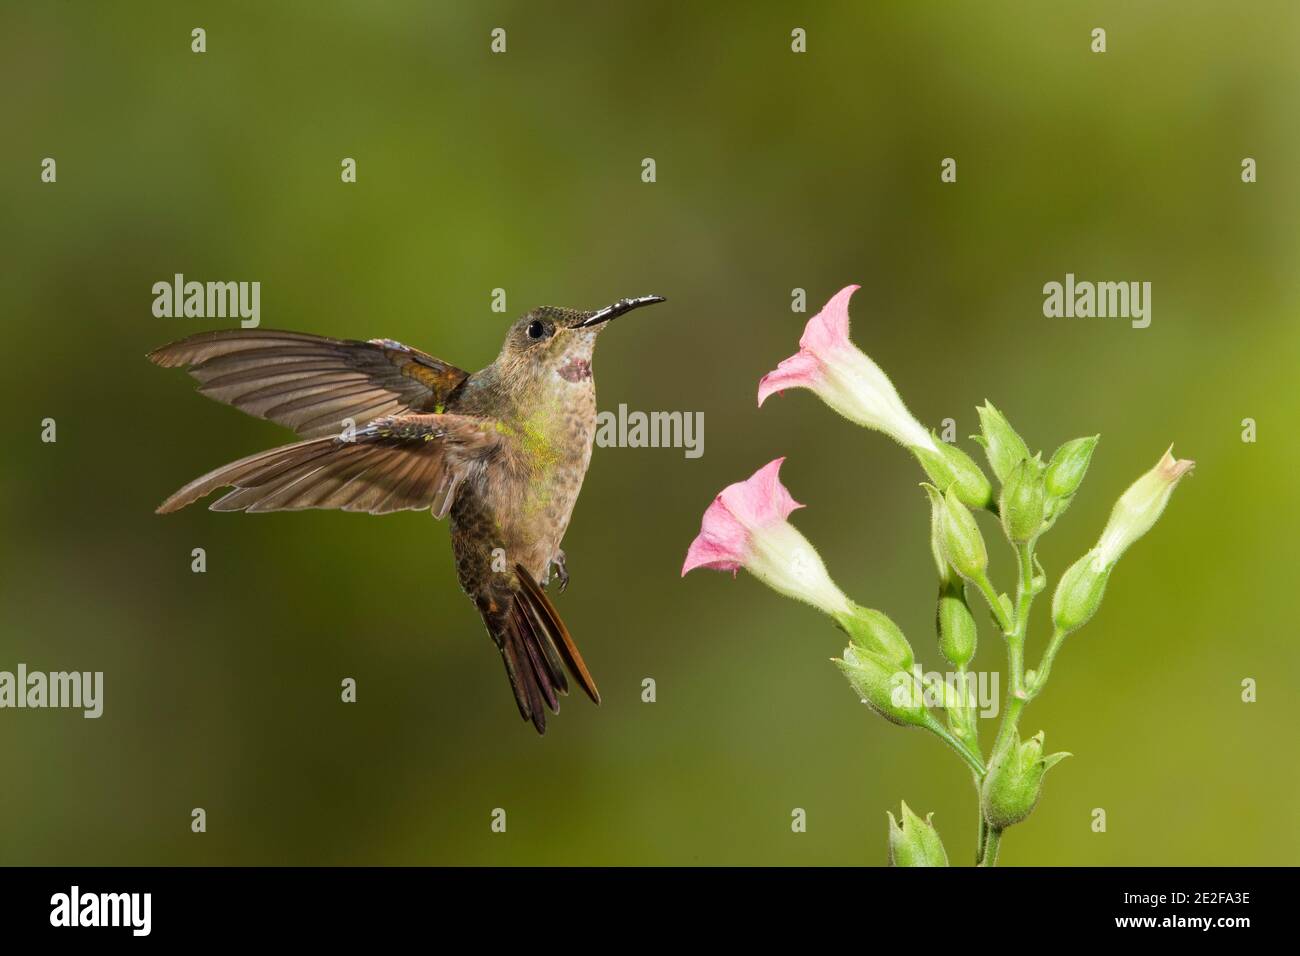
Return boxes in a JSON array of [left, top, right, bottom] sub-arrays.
[[148, 294, 666, 734]]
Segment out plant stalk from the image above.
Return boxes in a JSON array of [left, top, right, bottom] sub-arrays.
[[978, 827, 1002, 866], [980, 538, 1040, 861]]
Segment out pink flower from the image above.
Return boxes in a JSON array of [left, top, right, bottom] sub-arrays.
[[682, 458, 851, 615], [758, 285, 935, 452], [681, 458, 801, 574]]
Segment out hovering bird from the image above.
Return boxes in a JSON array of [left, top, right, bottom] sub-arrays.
[[149, 295, 666, 733]]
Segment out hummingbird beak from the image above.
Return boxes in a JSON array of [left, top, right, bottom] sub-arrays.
[[576, 295, 666, 328]]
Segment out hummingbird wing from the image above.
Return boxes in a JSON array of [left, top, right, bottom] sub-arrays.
[[148, 329, 469, 439], [155, 413, 498, 516]]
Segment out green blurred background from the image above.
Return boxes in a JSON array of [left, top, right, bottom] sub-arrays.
[[2, 1, 1297, 865]]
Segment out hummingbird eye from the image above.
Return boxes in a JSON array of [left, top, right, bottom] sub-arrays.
[[526, 320, 549, 340]]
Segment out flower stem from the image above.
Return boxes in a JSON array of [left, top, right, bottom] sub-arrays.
[[972, 572, 1013, 634], [1027, 627, 1068, 700], [990, 696, 1024, 763], [923, 713, 986, 777], [937, 665, 982, 757], [978, 827, 1002, 866], [980, 539, 1040, 862]]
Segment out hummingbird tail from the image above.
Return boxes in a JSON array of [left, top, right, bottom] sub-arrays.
[[515, 565, 601, 707], [493, 564, 601, 735]]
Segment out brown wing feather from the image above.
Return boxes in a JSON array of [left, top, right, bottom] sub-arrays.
[[155, 413, 498, 516], [148, 329, 469, 438]]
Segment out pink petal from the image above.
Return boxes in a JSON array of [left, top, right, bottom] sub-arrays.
[[756, 284, 860, 406], [757, 349, 821, 406], [798, 284, 859, 354], [1157, 446, 1196, 483], [681, 509, 746, 575], [718, 457, 803, 526], [681, 458, 804, 577]]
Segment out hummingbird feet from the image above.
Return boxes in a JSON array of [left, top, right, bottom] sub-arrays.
[[546, 550, 569, 593]]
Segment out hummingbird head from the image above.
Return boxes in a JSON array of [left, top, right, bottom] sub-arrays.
[[496, 295, 666, 388]]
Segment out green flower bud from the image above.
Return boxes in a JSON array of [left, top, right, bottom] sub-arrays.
[[981, 730, 1070, 830], [1044, 435, 1099, 500], [1000, 458, 1046, 544], [835, 645, 928, 727], [1051, 551, 1111, 635], [833, 603, 914, 671], [936, 579, 977, 668], [974, 401, 1031, 484], [923, 485, 988, 582], [887, 802, 949, 867], [1049, 448, 1193, 638], [1094, 447, 1195, 567], [1043, 493, 1075, 524], [914, 439, 994, 511], [928, 488, 952, 583]]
